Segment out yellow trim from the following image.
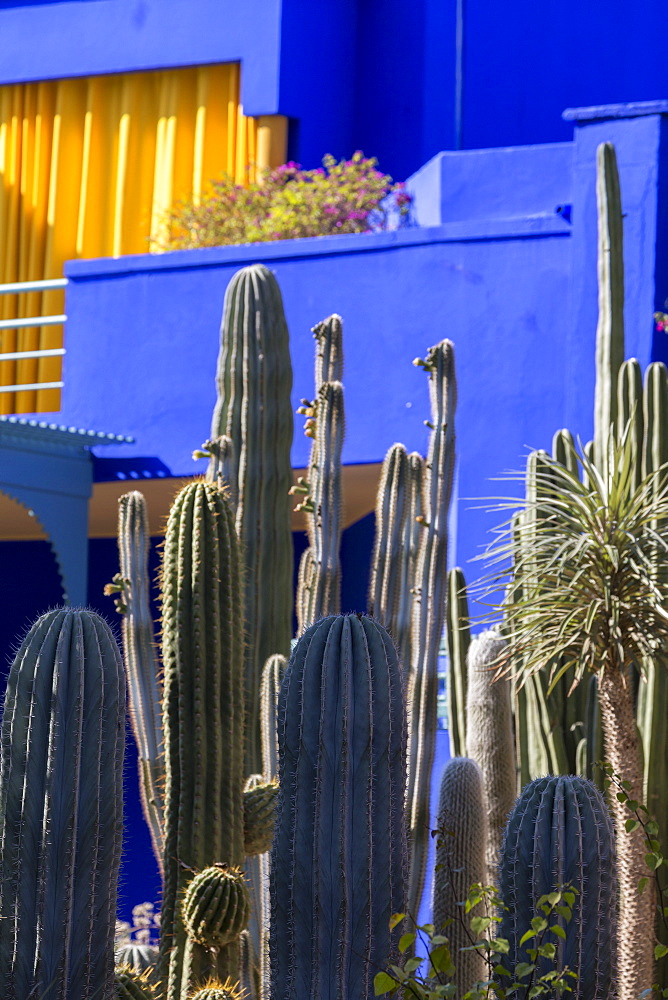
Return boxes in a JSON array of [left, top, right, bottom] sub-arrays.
[[0, 64, 289, 413]]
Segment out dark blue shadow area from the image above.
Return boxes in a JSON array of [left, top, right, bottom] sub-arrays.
[[340, 510, 376, 614]]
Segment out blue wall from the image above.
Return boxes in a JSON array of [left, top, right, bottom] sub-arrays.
[[2, 0, 668, 179]]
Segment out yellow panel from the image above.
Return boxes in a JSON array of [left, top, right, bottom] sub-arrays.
[[0, 64, 288, 414]]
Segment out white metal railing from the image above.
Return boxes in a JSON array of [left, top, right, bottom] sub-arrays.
[[0, 277, 67, 394]]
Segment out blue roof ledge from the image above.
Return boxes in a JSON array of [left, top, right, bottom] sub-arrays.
[[563, 101, 668, 123]]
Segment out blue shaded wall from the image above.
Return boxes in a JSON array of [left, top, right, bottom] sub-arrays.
[[2, 0, 668, 178]]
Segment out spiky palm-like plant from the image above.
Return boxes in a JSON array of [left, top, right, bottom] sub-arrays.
[[482, 425, 668, 996]]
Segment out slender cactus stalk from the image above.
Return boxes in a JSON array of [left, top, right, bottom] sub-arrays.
[[406, 341, 457, 919], [444, 566, 470, 758], [116, 490, 165, 877]]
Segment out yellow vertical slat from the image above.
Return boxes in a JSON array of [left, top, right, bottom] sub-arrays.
[[0, 86, 22, 412]]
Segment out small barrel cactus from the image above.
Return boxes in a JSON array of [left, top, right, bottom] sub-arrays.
[[499, 774, 617, 998], [115, 944, 159, 976], [243, 775, 279, 856], [182, 866, 251, 948], [188, 979, 244, 1000], [115, 966, 159, 999]]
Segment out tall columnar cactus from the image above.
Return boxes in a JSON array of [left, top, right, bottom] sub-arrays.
[[294, 315, 345, 632], [406, 340, 457, 918], [465, 630, 515, 883], [271, 614, 407, 1000], [204, 263, 294, 776], [368, 442, 425, 674], [115, 490, 165, 876], [158, 480, 246, 1000], [0, 608, 126, 1000], [445, 566, 470, 758], [593, 141, 624, 476], [499, 775, 617, 1000], [432, 758, 488, 992]]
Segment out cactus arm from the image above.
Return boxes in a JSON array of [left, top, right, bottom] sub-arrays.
[[116, 491, 165, 877], [406, 341, 457, 919], [0, 609, 125, 1000], [444, 567, 470, 758], [594, 141, 625, 475], [260, 653, 285, 779], [158, 482, 245, 999]]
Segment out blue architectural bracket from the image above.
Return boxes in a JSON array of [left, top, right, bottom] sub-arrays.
[[0, 417, 134, 606]]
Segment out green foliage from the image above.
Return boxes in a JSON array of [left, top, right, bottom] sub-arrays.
[[374, 886, 577, 1000], [158, 152, 412, 250]]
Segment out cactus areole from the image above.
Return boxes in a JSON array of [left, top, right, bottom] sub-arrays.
[[270, 613, 408, 1000]]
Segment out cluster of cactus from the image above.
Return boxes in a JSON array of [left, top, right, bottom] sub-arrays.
[[444, 142, 667, 994], [0, 136, 647, 1000]]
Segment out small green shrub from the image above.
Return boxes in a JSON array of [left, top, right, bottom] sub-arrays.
[[157, 152, 412, 250]]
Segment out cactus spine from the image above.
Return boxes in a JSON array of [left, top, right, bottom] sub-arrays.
[[116, 490, 165, 876], [432, 758, 488, 992], [294, 315, 345, 631], [406, 341, 457, 918], [499, 775, 617, 999], [206, 263, 294, 777], [464, 630, 515, 882], [271, 614, 407, 1000], [0, 608, 125, 1000], [158, 481, 246, 1000]]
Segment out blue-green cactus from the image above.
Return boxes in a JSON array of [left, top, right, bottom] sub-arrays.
[[499, 774, 617, 998], [271, 614, 407, 1000], [0, 608, 125, 1000]]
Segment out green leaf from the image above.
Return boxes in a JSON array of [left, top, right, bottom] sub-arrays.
[[646, 852, 663, 871], [562, 891, 576, 908], [537, 942, 556, 959], [398, 932, 416, 954], [404, 957, 423, 975], [470, 916, 491, 936], [655, 944, 668, 960], [625, 818, 640, 833], [550, 924, 566, 940], [531, 916, 548, 934], [639, 877, 649, 895], [519, 928, 536, 945], [430, 943, 456, 976], [389, 913, 405, 931], [493, 937, 510, 954], [374, 972, 399, 995], [515, 962, 536, 979]]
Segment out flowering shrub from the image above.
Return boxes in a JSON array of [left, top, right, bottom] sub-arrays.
[[656, 312, 668, 333], [157, 152, 413, 251]]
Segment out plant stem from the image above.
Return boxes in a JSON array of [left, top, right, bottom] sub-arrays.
[[598, 666, 655, 997]]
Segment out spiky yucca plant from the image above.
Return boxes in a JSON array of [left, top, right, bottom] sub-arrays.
[[482, 425, 668, 995]]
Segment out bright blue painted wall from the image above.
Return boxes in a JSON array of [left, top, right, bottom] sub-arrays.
[[2, 0, 668, 178]]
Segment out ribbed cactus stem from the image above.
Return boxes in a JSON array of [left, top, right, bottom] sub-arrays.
[[0, 608, 125, 1000], [158, 481, 245, 1000], [296, 378, 344, 630], [406, 340, 457, 918], [594, 141, 625, 476], [117, 490, 165, 877], [617, 358, 643, 491], [368, 444, 425, 675], [465, 630, 515, 883], [271, 614, 407, 1000], [313, 313, 343, 385], [260, 653, 286, 779], [432, 758, 488, 992], [499, 775, 617, 1000], [445, 566, 470, 758], [207, 263, 293, 776]]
